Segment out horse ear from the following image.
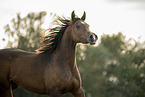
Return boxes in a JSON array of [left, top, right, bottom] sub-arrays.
[[71, 11, 75, 21], [81, 11, 86, 21]]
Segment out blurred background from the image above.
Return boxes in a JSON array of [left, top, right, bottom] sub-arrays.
[[0, 0, 145, 97]]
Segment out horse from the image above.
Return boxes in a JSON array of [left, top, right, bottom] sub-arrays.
[[0, 11, 98, 97]]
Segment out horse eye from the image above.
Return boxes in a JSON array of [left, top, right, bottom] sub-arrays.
[[76, 25, 80, 29]]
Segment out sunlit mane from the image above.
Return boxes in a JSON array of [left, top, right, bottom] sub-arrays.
[[37, 16, 81, 54], [36, 17, 69, 53]]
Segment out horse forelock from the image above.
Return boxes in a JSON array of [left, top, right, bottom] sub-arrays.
[[37, 16, 80, 54]]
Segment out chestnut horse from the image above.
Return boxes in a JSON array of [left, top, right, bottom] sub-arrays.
[[0, 11, 97, 97]]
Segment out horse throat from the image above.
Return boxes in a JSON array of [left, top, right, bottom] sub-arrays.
[[57, 30, 77, 69]]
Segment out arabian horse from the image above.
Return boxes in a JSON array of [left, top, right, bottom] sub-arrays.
[[0, 11, 97, 97]]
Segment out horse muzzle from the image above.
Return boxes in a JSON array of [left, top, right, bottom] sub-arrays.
[[87, 33, 98, 45]]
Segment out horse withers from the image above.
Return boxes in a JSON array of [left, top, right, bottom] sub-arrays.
[[0, 11, 98, 97]]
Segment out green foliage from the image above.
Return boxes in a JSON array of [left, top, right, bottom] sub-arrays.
[[4, 11, 46, 51], [100, 32, 125, 56], [100, 33, 145, 97], [2, 12, 145, 97]]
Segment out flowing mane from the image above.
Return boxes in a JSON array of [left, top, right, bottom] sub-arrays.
[[37, 16, 81, 54]]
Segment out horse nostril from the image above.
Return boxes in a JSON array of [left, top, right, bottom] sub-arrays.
[[90, 34, 93, 39]]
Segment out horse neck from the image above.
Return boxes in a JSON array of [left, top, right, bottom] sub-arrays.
[[56, 28, 77, 69]]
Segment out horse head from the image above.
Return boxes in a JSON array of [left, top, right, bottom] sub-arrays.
[[70, 11, 98, 45]]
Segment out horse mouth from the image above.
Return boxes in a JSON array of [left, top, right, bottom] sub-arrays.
[[90, 42, 96, 45]]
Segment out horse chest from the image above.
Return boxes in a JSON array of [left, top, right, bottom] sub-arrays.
[[44, 66, 77, 93]]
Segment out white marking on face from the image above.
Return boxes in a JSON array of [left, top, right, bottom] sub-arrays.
[[93, 34, 96, 40], [81, 21, 85, 25]]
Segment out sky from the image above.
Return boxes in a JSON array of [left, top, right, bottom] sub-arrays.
[[0, 0, 145, 49]]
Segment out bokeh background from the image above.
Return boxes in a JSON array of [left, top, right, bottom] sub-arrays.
[[0, 0, 145, 97]]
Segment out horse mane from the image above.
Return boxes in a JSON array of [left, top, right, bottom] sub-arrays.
[[37, 16, 81, 54]]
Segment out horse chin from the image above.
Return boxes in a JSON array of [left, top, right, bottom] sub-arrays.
[[81, 41, 96, 45], [88, 40, 96, 45], [90, 42, 96, 45], [80, 39, 96, 45]]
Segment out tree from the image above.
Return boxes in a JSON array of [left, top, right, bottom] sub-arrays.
[[100, 33, 145, 97], [4, 11, 46, 51]]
